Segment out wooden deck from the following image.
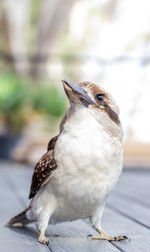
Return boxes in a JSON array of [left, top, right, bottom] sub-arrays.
[[0, 162, 150, 252]]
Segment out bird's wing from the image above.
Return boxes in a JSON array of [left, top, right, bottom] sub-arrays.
[[29, 136, 58, 199]]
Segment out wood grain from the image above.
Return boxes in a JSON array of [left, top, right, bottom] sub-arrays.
[[1, 163, 150, 252]]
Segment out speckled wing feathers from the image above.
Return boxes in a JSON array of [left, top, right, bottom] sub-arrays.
[[29, 112, 68, 199], [29, 136, 58, 199]]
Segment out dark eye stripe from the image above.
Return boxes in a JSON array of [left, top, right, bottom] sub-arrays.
[[105, 106, 120, 125]]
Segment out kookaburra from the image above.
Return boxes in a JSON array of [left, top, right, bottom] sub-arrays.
[[8, 79, 127, 244]]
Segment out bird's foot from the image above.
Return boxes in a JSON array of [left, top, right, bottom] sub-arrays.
[[38, 235, 49, 245], [91, 230, 128, 241]]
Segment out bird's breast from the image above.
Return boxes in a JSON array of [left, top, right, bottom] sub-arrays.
[[55, 114, 122, 174], [51, 114, 122, 213]]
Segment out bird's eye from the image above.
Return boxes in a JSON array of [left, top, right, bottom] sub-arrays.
[[96, 94, 104, 101]]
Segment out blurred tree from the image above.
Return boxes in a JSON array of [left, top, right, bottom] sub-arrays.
[[1, 0, 30, 77], [0, 0, 78, 80], [0, 5, 10, 56], [31, 0, 77, 79]]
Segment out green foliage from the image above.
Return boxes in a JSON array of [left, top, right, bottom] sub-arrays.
[[0, 71, 66, 132], [0, 71, 27, 132], [31, 85, 66, 117]]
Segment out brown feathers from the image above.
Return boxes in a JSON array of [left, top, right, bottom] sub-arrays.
[[29, 137, 57, 199], [7, 207, 30, 226], [29, 112, 68, 199]]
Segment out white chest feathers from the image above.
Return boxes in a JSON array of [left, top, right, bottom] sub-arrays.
[[51, 108, 123, 215]]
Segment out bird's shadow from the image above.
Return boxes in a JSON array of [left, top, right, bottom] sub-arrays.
[[6, 224, 38, 240], [6, 219, 96, 239]]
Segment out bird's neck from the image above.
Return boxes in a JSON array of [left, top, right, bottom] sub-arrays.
[[64, 104, 123, 141], [89, 107, 123, 141]]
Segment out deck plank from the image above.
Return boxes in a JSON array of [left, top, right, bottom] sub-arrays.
[[49, 237, 119, 252], [102, 207, 150, 251], [0, 166, 49, 252], [115, 169, 150, 207], [1, 163, 150, 252], [0, 171, 24, 223], [108, 191, 150, 229]]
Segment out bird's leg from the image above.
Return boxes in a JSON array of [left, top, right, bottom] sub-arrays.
[[90, 204, 128, 241], [92, 229, 128, 241], [37, 206, 52, 245], [33, 192, 57, 245], [38, 225, 49, 245]]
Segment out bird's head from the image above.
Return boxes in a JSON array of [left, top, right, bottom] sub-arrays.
[[62, 79, 122, 138]]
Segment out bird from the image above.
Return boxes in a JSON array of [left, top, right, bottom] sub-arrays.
[[7, 79, 128, 244]]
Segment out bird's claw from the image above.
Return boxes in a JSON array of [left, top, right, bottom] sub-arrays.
[[92, 234, 128, 241], [38, 236, 49, 245], [114, 235, 128, 241]]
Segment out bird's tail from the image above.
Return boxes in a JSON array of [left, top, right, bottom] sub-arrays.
[[6, 207, 32, 226]]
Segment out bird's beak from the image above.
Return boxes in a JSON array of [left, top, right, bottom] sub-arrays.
[[62, 79, 97, 106]]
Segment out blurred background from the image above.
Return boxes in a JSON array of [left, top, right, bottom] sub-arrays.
[[0, 0, 150, 167]]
